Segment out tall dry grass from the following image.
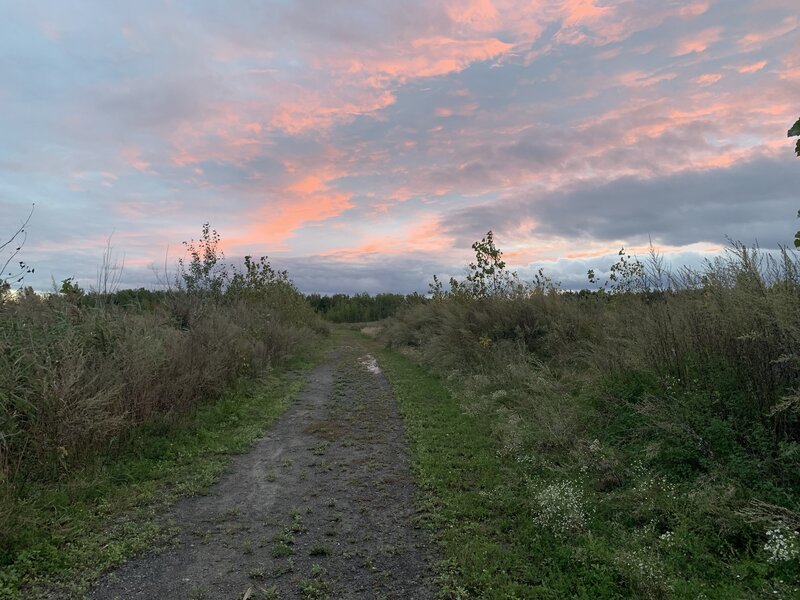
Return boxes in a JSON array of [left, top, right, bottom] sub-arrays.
[[387, 244, 800, 438], [0, 288, 324, 486]]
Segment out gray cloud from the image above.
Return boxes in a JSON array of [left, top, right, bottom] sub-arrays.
[[443, 156, 800, 248]]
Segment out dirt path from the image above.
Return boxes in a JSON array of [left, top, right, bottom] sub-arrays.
[[89, 336, 436, 600]]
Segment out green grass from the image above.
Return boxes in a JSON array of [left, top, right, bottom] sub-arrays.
[[378, 346, 800, 599], [378, 347, 551, 598], [0, 354, 320, 599]]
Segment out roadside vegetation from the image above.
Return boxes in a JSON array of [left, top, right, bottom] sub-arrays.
[[383, 231, 800, 598], [0, 223, 325, 597]]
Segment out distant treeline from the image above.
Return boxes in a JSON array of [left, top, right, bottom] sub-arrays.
[[306, 292, 426, 322]]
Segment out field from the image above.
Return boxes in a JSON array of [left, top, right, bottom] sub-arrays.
[[1, 230, 799, 598]]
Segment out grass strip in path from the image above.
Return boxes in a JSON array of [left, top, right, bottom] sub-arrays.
[[377, 347, 553, 599], [0, 354, 321, 599]]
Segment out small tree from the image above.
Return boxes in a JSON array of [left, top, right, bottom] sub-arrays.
[[177, 223, 227, 295], [465, 230, 518, 297], [587, 248, 645, 293], [228, 254, 291, 298], [427, 230, 519, 300], [59, 277, 85, 302]]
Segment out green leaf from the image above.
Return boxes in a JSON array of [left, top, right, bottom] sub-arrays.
[[789, 118, 800, 138]]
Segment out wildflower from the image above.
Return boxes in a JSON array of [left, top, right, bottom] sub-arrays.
[[764, 527, 800, 563], [532, 480, 587, 536], [615, 549, 671, 596], [490, 389, 508, 401]]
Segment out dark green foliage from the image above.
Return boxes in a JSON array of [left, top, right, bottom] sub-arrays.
[[795, 209, 800, 250], [306, 292, 425, 323], [789, 117, 800, 158], [58, 277, 84, 300]]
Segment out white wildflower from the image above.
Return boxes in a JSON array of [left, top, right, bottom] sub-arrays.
[[764, 527, 800, 563], [615, 549, 671, 596], [532, 480, 587, 536], [490, 389, 508, 401]]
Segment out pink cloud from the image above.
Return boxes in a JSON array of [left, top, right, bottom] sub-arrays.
[[737, 60, 768, 73], [695, 73, 723, 85], [270, 88, 397, 135], [122, 146, 152, 172], [445, 0, 500, 31], [561, 0, 610, 27], [673, 26, 723, 56], [678, 3, 711, 18], [617, 70, 677, 88], [236, 191, 354, 249], [321, 216, 452, 260], [350, 36, 514, 84], [739, 15, 797, 50]]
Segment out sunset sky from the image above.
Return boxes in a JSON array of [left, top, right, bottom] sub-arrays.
[[1, 0, 799, 293]]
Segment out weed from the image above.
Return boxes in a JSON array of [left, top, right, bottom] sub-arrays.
[[299, 578, 328, 599], [271, 543, 293, 558]]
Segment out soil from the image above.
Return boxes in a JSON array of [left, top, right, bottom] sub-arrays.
[[88, 337, 436, 600]]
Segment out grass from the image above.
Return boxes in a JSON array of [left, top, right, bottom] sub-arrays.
[[0, 352, 320, 599], [378, 343, 800, 598], [378, 347, 552, 599]]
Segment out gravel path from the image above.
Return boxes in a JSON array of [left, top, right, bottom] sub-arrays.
[[88, 338, 436, 600]]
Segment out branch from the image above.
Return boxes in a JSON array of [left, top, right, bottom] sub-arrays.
[[1, 204, 35, 284]]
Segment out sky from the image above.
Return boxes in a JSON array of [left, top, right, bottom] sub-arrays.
[[1, 0, 799, 294]]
